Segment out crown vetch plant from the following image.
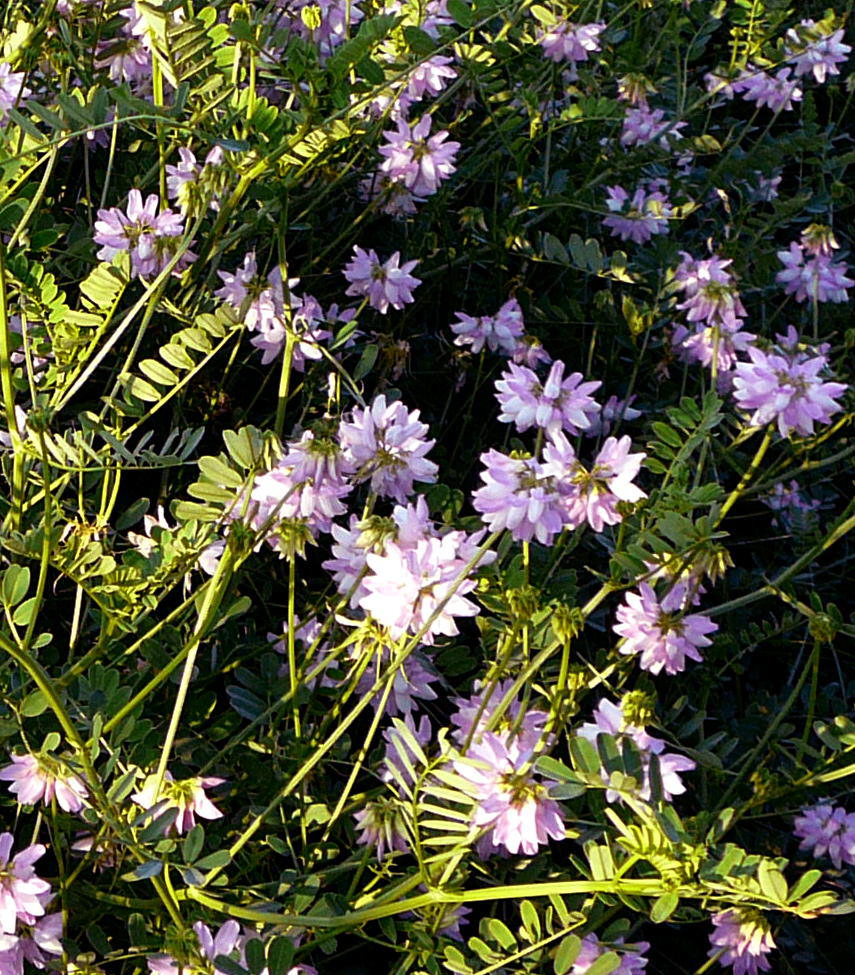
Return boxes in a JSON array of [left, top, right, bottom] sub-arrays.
[[0, 1, 853, 974]]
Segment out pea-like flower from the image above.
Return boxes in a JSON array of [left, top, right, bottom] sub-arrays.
[[0, 752, 88, 814]]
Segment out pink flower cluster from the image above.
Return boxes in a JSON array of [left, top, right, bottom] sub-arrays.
[[131, 770, 224, 836], [732, 328, 847, 438], [473, 434, 646, 545], [776, 233, 853, 304], [621, 106, 686, 151], [578, 698, 696, 802], [271, 0, 364, 60], [764, 479, 821, 533], [784, 19, 851, 83], [494, 360, 601, 436], [570, 933, 649, 975], [165, 144, 226, 212], [538, 20, 606, 77], [94, 189, 192, 279], [94, 5, 153, 85], [338, 394, 437, 501], [0, 64, 31, 121], [326, 496, 492, 648], [454, 731, 565, 857], [603, 181, 672, 245], [343, 246, 421, 314], [0, 834, 62, 975], [216, 252, 333, 365], [793, 802, 855, 869], [148, 919, 318, 975], [0, 753, 88, 813], [363, 115, 460, 214], [733, 66, 803, 113], [614, 582, 717, 676], [451, 298, 547, 363], [670, 251, 756, 374], [708, 909, 775, 975], [241, 430, 353, 553]]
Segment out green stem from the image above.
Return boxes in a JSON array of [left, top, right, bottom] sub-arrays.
[[150, 541, 237, 802], [716, 427, 773, 524]]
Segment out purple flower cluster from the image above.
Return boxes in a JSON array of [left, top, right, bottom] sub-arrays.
[[362, 114, 459, 214], [538, 19, 606, 75], [473, 433, 646, 544], [545, 433, 647, 531], [494, 360, 601, 435], [241, 431, 353, 554], [360, 530, 484, 644], [0, 64, 31, 121], [271, 0, 364, 60], [570, 933, 649, 975], [732, 328, 847, 438], [764, 479, 821, 533], [216, 253, 333, 365], [776, 233, 853, 304], [577, 698, 695, 802], [0, 753, 88, 813], [603, 181, 672, 245], [793, 802, 855, 869], [131, 770, 224, 836], [621, 106, 686, 151], [708, 909, 775, 975], [93, 189, 192, 279], [670, 251, 755, 374], [338, 394, 437, 501], [450, 298, 535, 359], [784, 19, 851, 83], [94, 5, 153, 85], [613, 582, 718, 676], [734, 66, 803, 113], [324, 495, 493, 652], [0, 833, 62, 974], [454, 730, 565, 857], [343, 246, 421, 314], [165, 144, 226, 212]]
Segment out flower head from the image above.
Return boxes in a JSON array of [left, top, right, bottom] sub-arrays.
[[454, 731, 565, 857], [451, 298, 526, 356], [732, 338, 847, 438], [776, 241, 853, 303], [0, 64, 31, 120], [793, 802, 855, 869], [734, 66, 803, 112], [131, 771, 224, 836], [542, 433, 646, 533], [343, 247, 421, 314], [0, 834, 52, 934], [93, 189, 190, 278], [785, 20, 851, 83], [472, 450, 566, 545], [495, 360, 601, 435], [338, 394, 437, 501], [570, 933, 649, 975], [621, 106, 686, 150], [577, 698, 695, 802], [538, 20, 606, 67], [359, 531, 485, 644], [708, 909, 775, 975], [603, 183, 672, 245], [378, 115, 459, 199], [613, 583, 717, 675], [0, 753, 88, 813]]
